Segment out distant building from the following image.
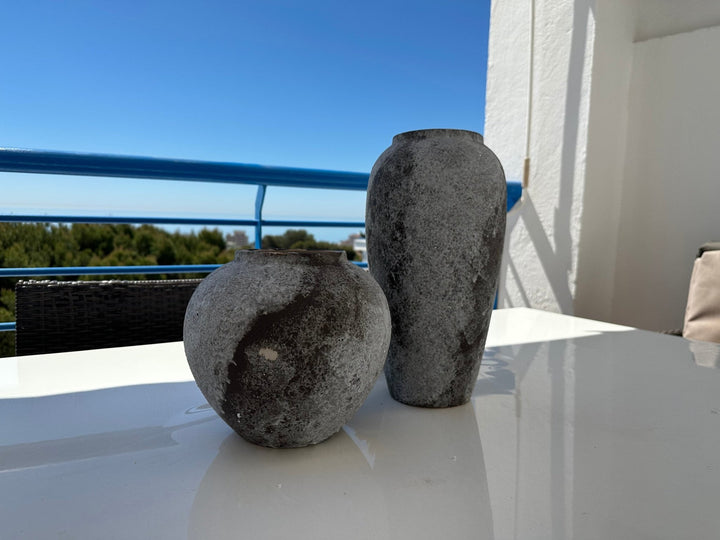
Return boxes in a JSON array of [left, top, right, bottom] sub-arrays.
[[226, 230, 249, 249], [340, 232, 362, 246], [353, 237, 367, 263]]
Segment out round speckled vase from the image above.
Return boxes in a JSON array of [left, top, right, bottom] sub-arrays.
[[183, 250, 391, 448], [366, 129, 506, 408]]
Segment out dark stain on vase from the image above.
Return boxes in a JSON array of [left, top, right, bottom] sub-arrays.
[[221, 269, 372, 447]]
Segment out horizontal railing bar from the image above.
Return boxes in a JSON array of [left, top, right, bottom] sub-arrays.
[[0, 265, 221, 277], [0, 260, 368, 278], [0, 322, 16, 332], [0, 215, 259, 227], [506, 180, 522, 211], [262, 220, 365, 228], [0, 214, 365, 228], [0, 148, 369, 191]]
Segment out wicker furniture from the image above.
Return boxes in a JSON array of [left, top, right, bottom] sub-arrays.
[[15, 279, 202, 355]]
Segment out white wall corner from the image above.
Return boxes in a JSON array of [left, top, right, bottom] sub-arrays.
[[610, 24, 720, 331], [486, 0, 597, 315], [573, 0, 636, 323]]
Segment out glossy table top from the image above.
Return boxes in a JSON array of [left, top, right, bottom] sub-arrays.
[[2, 308, 720, 539]]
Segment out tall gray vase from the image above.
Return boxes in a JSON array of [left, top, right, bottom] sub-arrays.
[[366, 129, 506, 408]]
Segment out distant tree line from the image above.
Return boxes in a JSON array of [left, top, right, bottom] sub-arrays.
[[0, 223, 359, 357]]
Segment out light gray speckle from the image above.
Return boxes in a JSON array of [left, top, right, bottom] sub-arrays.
[[258, 347, 278, 361]]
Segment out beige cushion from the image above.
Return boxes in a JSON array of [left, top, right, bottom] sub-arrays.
[[683, 250, 720, 343]]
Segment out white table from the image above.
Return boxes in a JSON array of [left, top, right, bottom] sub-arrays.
[[2, 308, 720, 539]]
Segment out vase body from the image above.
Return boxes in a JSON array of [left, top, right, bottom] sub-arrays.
[[366, 129, 506, 407], [183, 250, 391, 448]]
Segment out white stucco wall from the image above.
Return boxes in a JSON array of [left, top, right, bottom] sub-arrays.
[[634, 0, 720, 41], [572, 1, 635, 322], [486, 0, 596, 314], [610, 25, 720, 331], [487, 0, 720, 328]]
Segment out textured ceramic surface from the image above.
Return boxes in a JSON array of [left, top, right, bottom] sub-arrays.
[[366, 129, 506, 407], [183, 249, 390, 448]]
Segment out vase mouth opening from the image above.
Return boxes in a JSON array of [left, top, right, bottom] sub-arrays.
[[234, 249, 348, 264], [393, 129, 483, 145]]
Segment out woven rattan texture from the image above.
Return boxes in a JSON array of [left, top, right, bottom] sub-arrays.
[[15, 279, 203, 355]]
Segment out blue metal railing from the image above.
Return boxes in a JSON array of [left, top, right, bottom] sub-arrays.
[[0, 148, 374, 333], [0, 148, 370, 189], [0, 147, 522, 333], [0, 147, 368, 251]]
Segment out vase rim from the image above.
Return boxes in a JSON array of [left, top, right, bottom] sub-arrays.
[[234, 249, 348, 263], [393, 129, 483, 144]]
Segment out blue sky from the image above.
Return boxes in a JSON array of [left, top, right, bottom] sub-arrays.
[[1, 0, 490, 242]]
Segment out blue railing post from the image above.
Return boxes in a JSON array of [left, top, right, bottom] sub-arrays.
[[254, 184, 267, 249]]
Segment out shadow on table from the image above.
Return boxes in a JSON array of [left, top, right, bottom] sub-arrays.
[[0, 381, 215, 471]]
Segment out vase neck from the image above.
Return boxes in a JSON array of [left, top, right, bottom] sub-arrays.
[[392, 129, 483, 145], [234, 249, 347, 265]]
